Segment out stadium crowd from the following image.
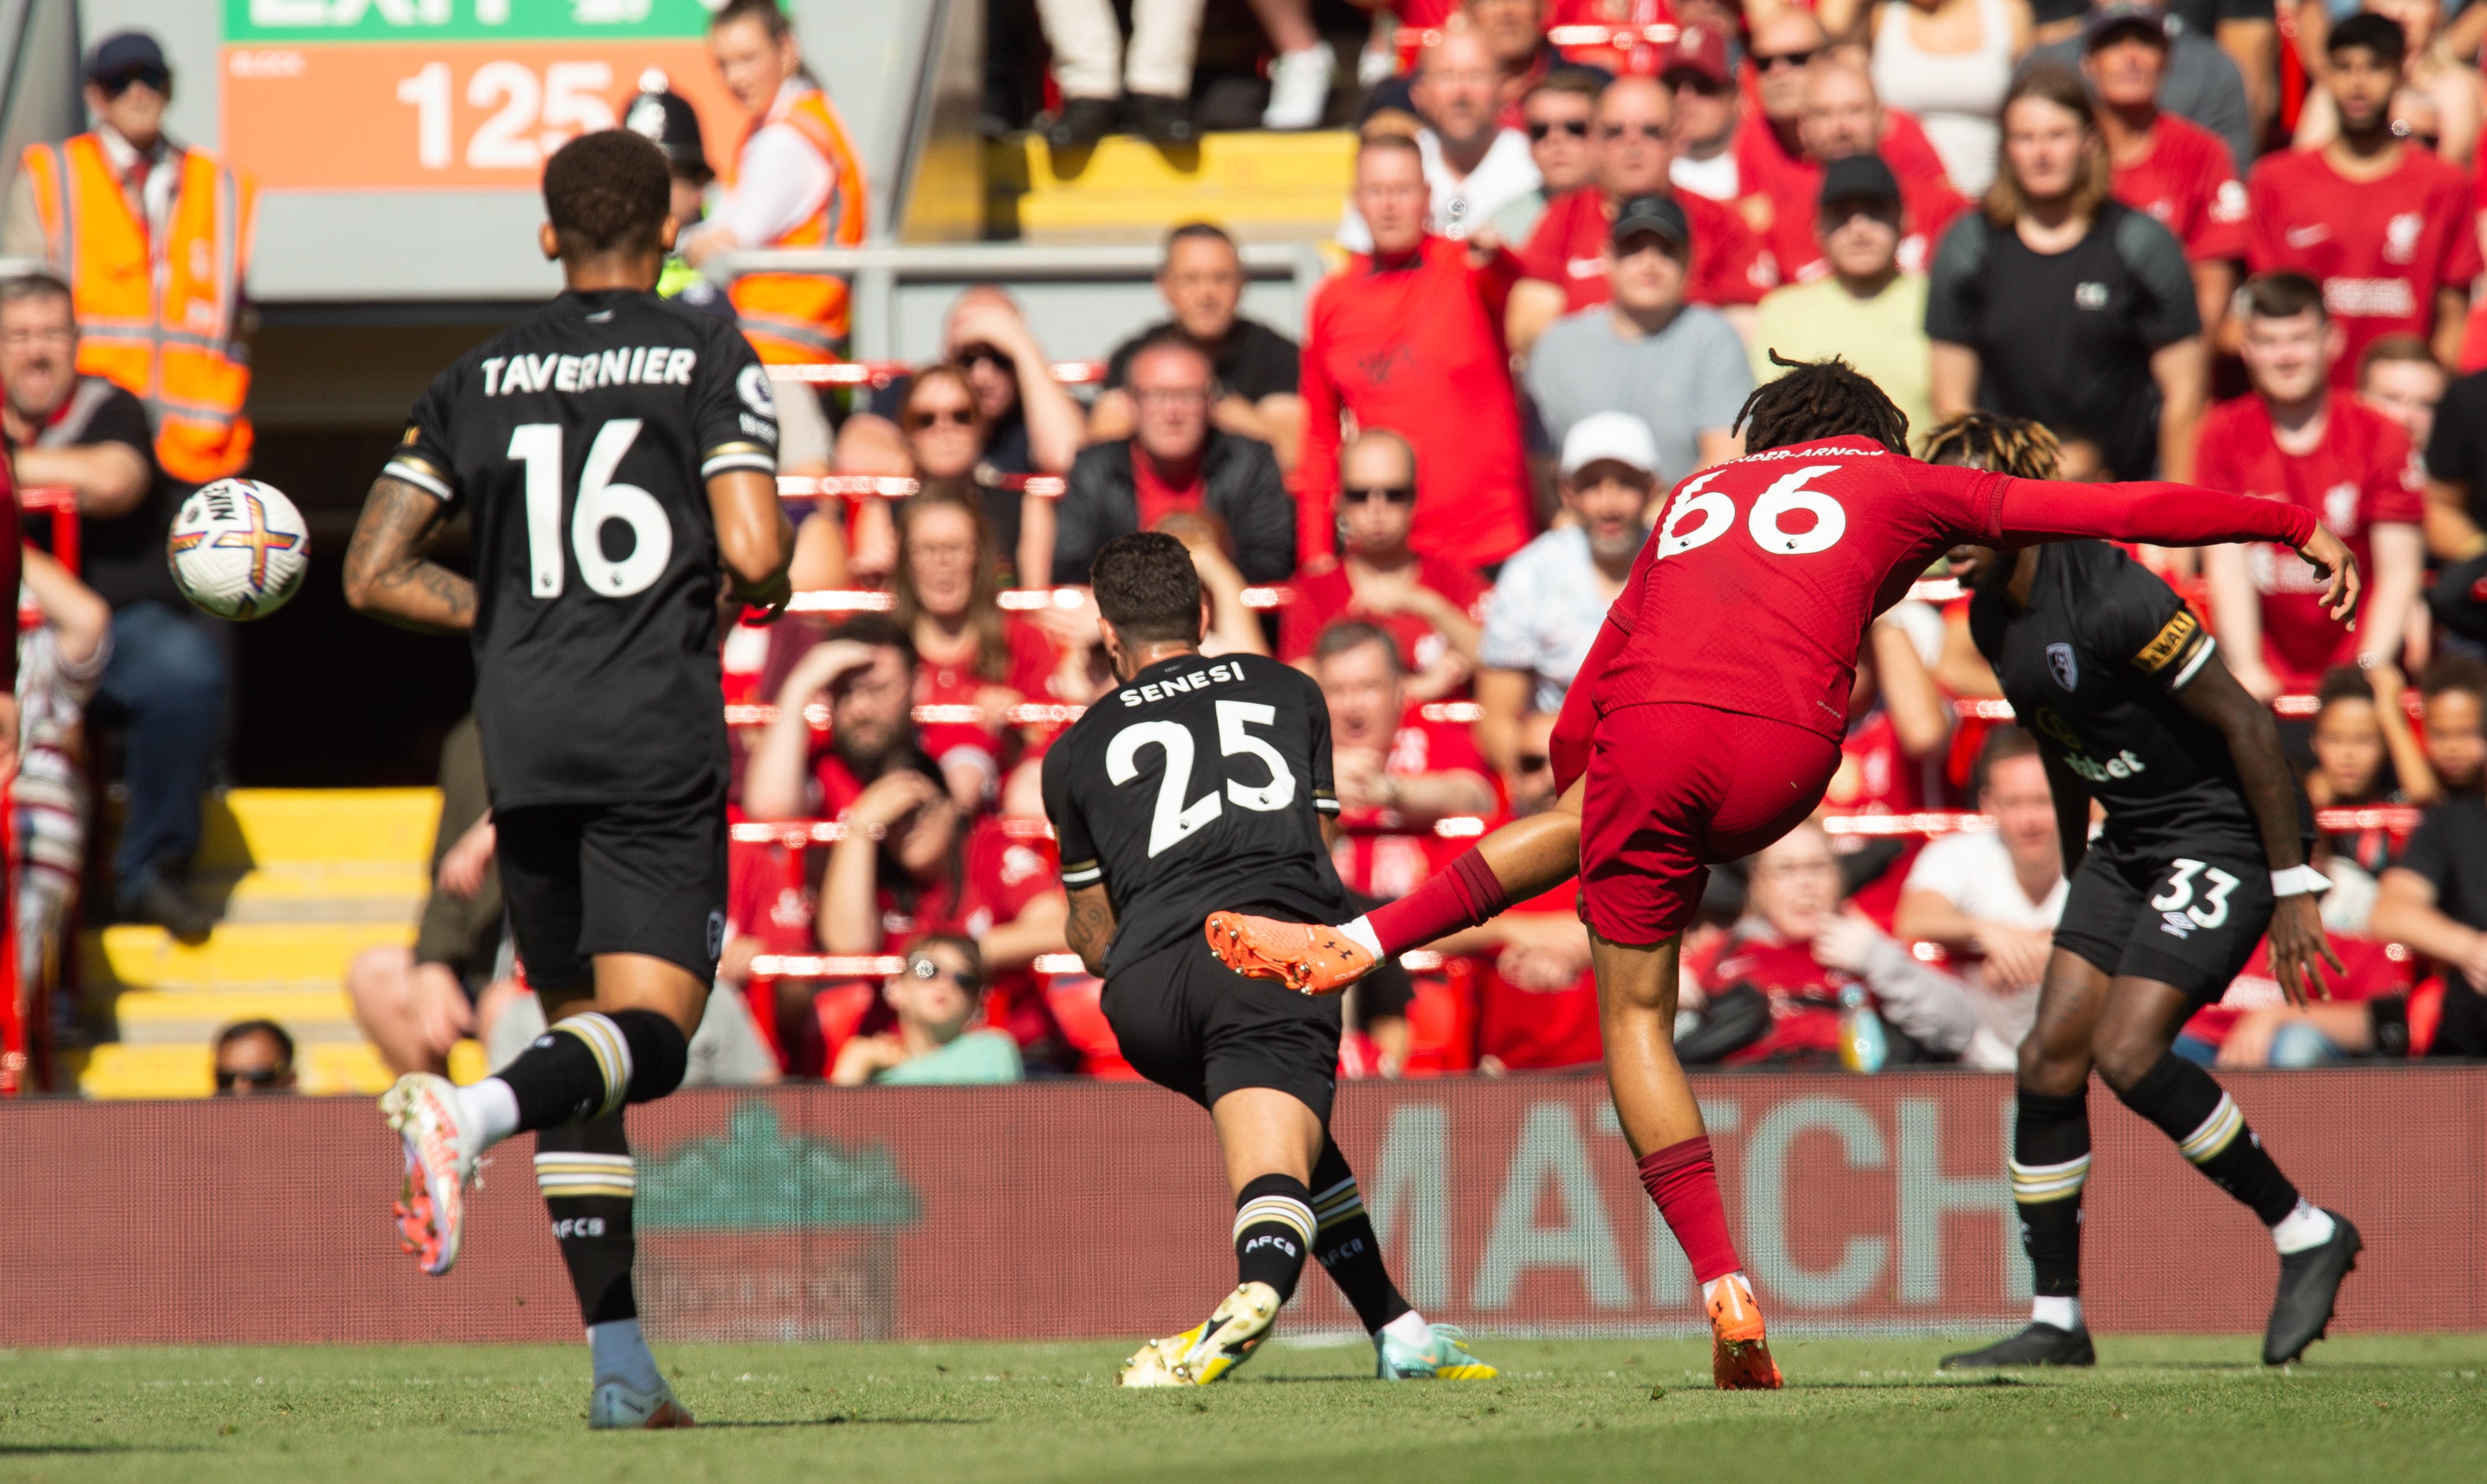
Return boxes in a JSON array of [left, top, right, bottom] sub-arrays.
[[17, 1, 2487, 1091]]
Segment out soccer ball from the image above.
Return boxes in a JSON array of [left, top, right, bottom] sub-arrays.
[[168, 478, 311, 621]]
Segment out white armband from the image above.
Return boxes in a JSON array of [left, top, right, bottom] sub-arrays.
[[2270, 865, 2331, 898]]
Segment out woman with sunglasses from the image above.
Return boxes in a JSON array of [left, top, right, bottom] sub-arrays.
[[829, 935, 1023, 1086], [818, 755, 1072, 1073], [892, 483, 1079, 811], [837, 290, 1083, 586]]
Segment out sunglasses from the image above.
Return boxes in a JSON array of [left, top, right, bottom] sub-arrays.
[[1341, 485, 1415, 504], [956, 345, 1011, 371], [1518, 752, 1551, 774], [94, 66, 170, 98], [908, 956, 982, 994], [1600, 122, 1669, 141], [215, 1066, 285, 1091], [906, 406, 976, 430], [1528, 117, 1591, 141], [1753, 48, 1818, 71]]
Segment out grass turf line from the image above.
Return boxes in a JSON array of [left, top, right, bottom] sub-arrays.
[[0, 1334, 2481, 1484]]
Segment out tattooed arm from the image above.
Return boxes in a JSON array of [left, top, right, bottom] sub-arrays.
[[1064, 883, 1118, 980], [342, 475, 473, 634]]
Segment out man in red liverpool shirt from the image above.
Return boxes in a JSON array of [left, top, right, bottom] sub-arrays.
[[1280, 429, 1487, 698], [1210, 358, 2357, 1391], [2246, 14, 2481, 384], [1731, 16, 1957, 259], [1301, 134, 1533, 573], [2202, 273, 2427, 699], [2087, 7, 2245, 353], [1750, 58, 1967, 286], [1507, 74, 1779, 357]]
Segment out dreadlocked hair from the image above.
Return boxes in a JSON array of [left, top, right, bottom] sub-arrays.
[[1732, 352, 1911, 457], [1917, 412, 2061, 480]]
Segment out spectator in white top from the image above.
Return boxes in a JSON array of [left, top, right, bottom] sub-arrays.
[[1866, 0, 2033, 196], [1339, 24, 1540, 250], [1894, 726, 2066, 1060], [1476, 412, 1657, 780], [1523, 193, 1752, 484], [1666, 25, 1746, 203]]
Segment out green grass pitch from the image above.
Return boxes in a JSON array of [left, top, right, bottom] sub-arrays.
[[1, 1334, 2481, 1483]]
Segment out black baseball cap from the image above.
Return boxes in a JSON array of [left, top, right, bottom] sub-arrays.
[[1818, 154, 1902, 212], [624, 70, 713, 181], [2082, 3, 2169, 50], [1610, 194, 1691, 255], [86, 30, 169, 87]]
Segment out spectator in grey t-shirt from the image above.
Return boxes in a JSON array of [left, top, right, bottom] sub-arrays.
[[1524, 193, 1753, 491], [1474, 412, 1658, 782]]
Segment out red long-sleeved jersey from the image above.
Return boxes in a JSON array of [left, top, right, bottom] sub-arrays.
[[1297, 237, 1532, 572], [1551, 439, 2322, 786]]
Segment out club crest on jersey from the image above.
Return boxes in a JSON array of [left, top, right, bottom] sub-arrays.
[[2047, 643, 2079, 691]]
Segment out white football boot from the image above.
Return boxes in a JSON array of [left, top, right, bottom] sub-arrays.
[[589, 1376, 695, 1430], [379, 1073, 480, 1277]]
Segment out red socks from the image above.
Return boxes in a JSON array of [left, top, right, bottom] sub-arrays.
[[1638, 1136, 1742, 1285], [1362, 847, 1511, 955]]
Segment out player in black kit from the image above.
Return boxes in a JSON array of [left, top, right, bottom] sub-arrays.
[[342, 130, 792, 1429], [1927, 416, 2360, 1372], [1042, 534, 1494, 1386]]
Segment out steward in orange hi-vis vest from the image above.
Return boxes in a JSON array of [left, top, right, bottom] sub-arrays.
[[18, 133, 254, 485], [721, 81, 866, 365]]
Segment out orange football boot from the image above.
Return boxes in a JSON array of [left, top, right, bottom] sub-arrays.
[[1205, 912, 1378, 995], [1707, 1277, 1784, 1390]]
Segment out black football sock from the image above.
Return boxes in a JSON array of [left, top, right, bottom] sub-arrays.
[[493, 1008, 690, 1134], [1308, 1137, 1413, 1334], [2113, 1052, 2301, 1226], [2008, 1088, 2091, 1304], [1233, 1174, 1317, 1303], [534, 1111, 639, 1329]]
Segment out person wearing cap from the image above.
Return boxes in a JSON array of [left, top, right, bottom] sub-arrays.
[[2083, 6, 2244, 357], [679, 0, 868, 367], [1474, 411, 1661, 781], [2024, 0, 2253, 173], [1525, 194, 1753, 488], [1299, 133, 1533, 573], [4, 30, 255, 487], [1510, 75, 1779, 358], [1751, 155, 1936, 438], [1338, 24, 1541, 252], [1663, 25, 1746, 203]]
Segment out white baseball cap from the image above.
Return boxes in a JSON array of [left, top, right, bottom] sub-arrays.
[[1559, 411, 1661, 480]]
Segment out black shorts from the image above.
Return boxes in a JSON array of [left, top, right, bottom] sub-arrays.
[[2051, 835, 2274, 1005], [494, 782, 729, 995], [1103, 932, 1342, 1122]]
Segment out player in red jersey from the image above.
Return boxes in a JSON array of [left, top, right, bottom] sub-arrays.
[[1208, 357, 2358, 1389]]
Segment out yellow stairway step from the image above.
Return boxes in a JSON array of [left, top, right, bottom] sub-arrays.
[[196, 788, 440, 872], [80, 1040, 436, 1098], [214, 863, 430, 924], [84, 921, 416, 991], [993, 130, 1354, 236], [109, 989, 364, 1045]]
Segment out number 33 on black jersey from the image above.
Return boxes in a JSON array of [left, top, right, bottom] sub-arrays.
[[383, 289, 778, 811], [1041, 653, 1353, 981]]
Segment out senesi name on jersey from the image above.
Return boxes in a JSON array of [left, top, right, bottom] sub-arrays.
[[384, 289, 778, 811], [1041, 652, 1351, 981]]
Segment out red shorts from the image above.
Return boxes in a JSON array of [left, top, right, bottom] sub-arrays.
[[1579, 703, 1843, 944]]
